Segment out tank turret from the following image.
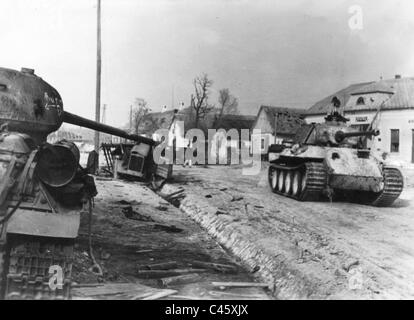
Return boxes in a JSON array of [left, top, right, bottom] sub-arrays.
[[0, 66, 154, 146]]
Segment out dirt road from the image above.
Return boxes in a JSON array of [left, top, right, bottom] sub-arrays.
[[71, 179, 271, 300], [167, 165, 414, 299]]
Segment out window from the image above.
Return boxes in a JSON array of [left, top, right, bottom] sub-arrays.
[[261, 137, 265, 150], [390, 129, 399, 152], [356, 97, 365, 105]]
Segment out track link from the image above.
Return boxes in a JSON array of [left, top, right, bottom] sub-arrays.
[[371, 167, 404, 207], [268, 162, 326, 202], [299, 162, 326, 201], [3, 235, 73, 300]]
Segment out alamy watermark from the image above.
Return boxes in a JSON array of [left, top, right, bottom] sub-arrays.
[[348, 5, 363, 30], [152, 122, 263, 175], [48, 265, 64, 290]]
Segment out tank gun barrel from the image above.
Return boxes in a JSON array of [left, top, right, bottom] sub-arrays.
[[62, 111, 156, 146], [335, 129, 379, 143]]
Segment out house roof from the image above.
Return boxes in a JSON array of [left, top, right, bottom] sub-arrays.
[[213, 114, 255, 131], [253, 105, 307, 136], [170, 108, 255, 134], [138, 109, 177, 135], [307, 77, 414, 115]]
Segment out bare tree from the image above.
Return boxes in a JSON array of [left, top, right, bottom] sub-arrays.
[[132, 98, 150, 134], [218, 88, 239, 119], [192, 73, 214, 129]]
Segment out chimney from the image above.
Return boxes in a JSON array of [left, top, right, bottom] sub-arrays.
[[21, 68, 35, 75], [395, 74, 402, 79]]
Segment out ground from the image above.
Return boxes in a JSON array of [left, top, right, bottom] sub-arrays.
[[72, 165, 414, 300], [71, 178, 270, 300], [163, 165, 414, 299]]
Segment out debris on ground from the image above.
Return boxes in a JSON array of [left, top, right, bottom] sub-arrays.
[[122, 206, 154, 222], [343, 259, 360, 272], [158, 274, 202, 287], [73, 179, 272, 300], [72, 282, 166, 300], [137, 269, 207, 279], [212, 282, 271, 289], [140, 261, 178, 270], [153, 224, 183, 233], [190, 261, 238, 274]]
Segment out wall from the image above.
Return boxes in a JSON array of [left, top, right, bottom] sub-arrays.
[[252, 109, 273, 134]]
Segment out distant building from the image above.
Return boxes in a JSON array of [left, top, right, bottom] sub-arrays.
[[251, 106, 307, 157], [305, 75, 414, 165], [137, 109, 177, 142], [209, 114, 255, 164], [168, 109, 255, 164], [47, 129, 83, 144]]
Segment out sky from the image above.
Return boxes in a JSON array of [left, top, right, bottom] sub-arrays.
[[1, 0, 414, 127]]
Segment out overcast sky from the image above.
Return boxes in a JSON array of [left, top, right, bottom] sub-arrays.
[[1, 0, 414, 127]]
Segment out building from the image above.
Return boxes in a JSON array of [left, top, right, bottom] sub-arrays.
[[251, 105, 307, 156], [168, 109, 255, 164], [305, 75, 414, 165], [209, 114, 255, 164]]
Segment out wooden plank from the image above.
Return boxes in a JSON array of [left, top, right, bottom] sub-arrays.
[[191, 260, 238, 273], [208, 291, 270, 300], [169, 295, 205, 300], [158, 273, 201, 287], [72, 283, 104, 288], [140, 261, 178, 270], [137, 268, 207, 279], [71, 282, 155, 297], [142, 289, 177, 300], [211, 282, 270, 289], [135, 249, 153, 254]]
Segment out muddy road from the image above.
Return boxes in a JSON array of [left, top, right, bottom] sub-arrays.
[[168, 165, 414, 299]]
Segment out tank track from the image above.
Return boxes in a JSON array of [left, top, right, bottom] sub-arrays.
[[2, 235, 73, 300], [371, 167, 404, 207], [268, 162, 326, 201]]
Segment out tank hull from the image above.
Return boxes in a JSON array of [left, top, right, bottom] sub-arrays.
[[0, 132, 93, 299], [268, 145, 403, 206]]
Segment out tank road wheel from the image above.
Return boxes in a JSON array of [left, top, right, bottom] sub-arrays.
[[284, 171, 293, 195], [268, 167, 277, 192], [292, 170, 302, 197], [278, 169, 285, 193], [371, 167, 404, 207], [298, 162, 326, 202], [271, 169, 278, 192]]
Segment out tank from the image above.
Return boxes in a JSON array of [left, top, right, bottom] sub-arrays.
[[0, 67, 158, 299], [267, 102, 404, 207]]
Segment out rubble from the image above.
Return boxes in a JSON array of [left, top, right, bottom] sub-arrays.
[[72, 179, 271, 300]]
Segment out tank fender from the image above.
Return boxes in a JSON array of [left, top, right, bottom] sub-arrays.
[[6, 209, 80, 239]]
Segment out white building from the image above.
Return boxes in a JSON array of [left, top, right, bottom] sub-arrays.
[[305, 75, 414, 165], [251, 106, 306, 157]]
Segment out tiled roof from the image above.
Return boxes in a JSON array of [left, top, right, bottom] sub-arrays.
[[254, 105, 307, 136], [307, 77, 414, 115], [213, 114, 255, 131]]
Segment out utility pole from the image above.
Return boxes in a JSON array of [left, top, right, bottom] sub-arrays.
[[129, 105, 133, 132], [94, 0, 102, 156], [102, 104, 107, 124], [274, 113, 278, 144]]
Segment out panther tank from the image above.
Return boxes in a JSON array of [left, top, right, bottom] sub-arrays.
[[268, 112, 403, 206]]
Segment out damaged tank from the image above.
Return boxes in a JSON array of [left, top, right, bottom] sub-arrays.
[[268, 100, 403, 207], [0, 67, 158, 299]]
